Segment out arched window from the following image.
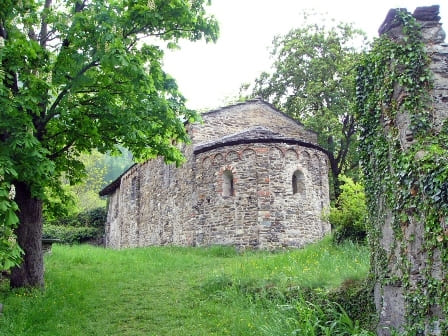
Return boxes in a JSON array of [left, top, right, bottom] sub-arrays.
[[292, 170, 305, 195], [222, 170, 234, 197]]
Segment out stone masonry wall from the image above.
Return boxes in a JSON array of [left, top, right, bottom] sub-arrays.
[[105, 144, 196, 248], [104, 100, 330, 249], [191, 99, 318, 145], [194, 143, 330, 248], [371, 6, 447, 335], [104, 186, 121, 247]]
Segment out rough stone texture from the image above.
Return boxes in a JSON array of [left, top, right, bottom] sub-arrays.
[[191, 100, 318, 145], [375, 6, 447, 336], [102, 99, 330, 249]]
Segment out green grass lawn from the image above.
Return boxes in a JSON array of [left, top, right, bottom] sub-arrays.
[[0, 237, 372, 336]]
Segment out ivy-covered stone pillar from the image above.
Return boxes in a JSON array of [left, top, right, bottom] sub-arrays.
[[356, 6, 447, 336]]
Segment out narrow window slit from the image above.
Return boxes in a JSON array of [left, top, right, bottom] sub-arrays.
[[222, 170, 234, 197]]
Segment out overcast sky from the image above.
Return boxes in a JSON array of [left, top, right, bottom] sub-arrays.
[[163, 1, 447, 111]]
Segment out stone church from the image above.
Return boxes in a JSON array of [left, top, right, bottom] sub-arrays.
[[100, 99, 330, 249]]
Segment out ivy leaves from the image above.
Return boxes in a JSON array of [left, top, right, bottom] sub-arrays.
[[356, 9, 448, 333]]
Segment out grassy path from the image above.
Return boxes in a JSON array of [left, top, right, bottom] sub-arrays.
[[0, 239, 370, 335]]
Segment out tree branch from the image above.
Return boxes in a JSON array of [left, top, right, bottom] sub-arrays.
[[74, 0, 87, 13], [62, 0, 87, 48], [0, 21, 7, 39], [39, 0, 52, 48], [28, 27, 37, 41], [43, 30, 58, 42], [8, 72, 19, 94], [335, 115, 355, 169], [44, 60, 99, 125], [48, 139, 76, 160], [125, 25, 197, 40], [43, 129, 68, 141]]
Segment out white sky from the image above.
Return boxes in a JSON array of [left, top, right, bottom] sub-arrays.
[[163, 1, 447, 111]]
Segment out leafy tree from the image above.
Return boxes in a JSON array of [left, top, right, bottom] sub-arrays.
[[327, 175, 367, 244], [0, 0, 218, 288], [0, 162, 23, 271], [70, 151, 114, 212], [44, 147, 134, 219], [44, 150, 109, 220], [248, 18, 366, 198], [101, 146, 134, 184]]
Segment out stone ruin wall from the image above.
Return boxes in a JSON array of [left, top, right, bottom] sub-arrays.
[[373, 6, 447, 335]]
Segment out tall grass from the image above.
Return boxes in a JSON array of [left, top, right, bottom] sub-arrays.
[[0, 237, 373, 336]]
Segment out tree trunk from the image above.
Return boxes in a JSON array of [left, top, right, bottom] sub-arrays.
[[10, 182, 44, 288], [327, 153, 341, 200]]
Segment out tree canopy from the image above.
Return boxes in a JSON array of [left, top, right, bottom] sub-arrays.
[[248, 18, 366, 198], [0, 0, 218, 287]]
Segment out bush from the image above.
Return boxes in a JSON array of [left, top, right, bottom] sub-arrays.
[[43, 207, 106, 244], [43, 224, 101, 244], [259, 288, 375, 336], [45, 207, 107, 228], [328, 278, 376, 331], [75, 207, 107, 228], [328, 175, 368, 244]]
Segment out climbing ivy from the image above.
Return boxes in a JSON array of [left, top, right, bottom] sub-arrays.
[[356, 10, 447, 335]]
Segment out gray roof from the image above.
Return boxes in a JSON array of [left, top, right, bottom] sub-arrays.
[[193, 126, 324, 155], [202, 98, 315, 134], [99, 100, 325, 196]]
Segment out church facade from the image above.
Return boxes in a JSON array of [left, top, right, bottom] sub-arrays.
[[100, 99, 330, 249]]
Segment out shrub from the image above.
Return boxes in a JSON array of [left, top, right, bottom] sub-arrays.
[[42, 224, 101, 244], [328, 175, 368, 244], [45, 207, 107, 228], [328, 278, 376, 331], [43, 207, 106, 244], [259, 290, 375, 336], [75, 207, 107, 228]]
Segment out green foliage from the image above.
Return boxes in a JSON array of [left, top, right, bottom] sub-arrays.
[[76, 207, 107, 229], [0, 0, 218, 285], [68, 151, 108, 211], [44, 150, 109, 220], [328, 175, 367, 244], [43, 207, 106, 243], [259, 295, 374, 336], [44, 148, 133, 219], [46, 207, 106, 228], [248, 14, 367, 198], [42, 224, 100, 244], [0, 239, 372, 335], [328, 279, 376, 331], [0, 0, 218, 189], [0, 164, 23, 271], [101, 146, 134, 184], [356, 9, 448, 333]]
